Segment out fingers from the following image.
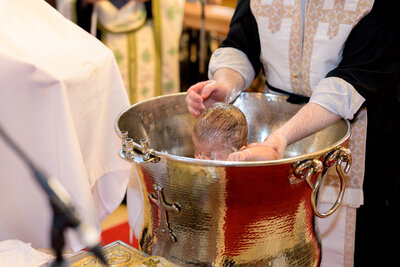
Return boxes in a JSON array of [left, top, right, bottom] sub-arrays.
[[200, 80, 217, 100], [227, 150, 251, 161], [227, 146, 248, 161], [185, 81, 208, 117], [186, 80, 218, 117], [187, 104, 203, 118], [227, 145, 280, 161], [246, 142, 261, 148], [202, 80, 230, 107]]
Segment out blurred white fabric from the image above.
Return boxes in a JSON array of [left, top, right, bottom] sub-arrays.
[[127, 167, 145, 240], [0, 240, 53, 267], [0, 0, 130, 252]]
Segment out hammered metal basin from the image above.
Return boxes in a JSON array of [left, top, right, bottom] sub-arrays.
[[115, 92, 350, 267]]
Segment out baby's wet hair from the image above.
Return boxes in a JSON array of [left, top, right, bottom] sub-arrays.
[[193, 102, 248, 154]]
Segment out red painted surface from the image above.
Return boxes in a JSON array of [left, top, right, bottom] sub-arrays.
[[223, 164, 315, 256], [100, 222, 138, 249]]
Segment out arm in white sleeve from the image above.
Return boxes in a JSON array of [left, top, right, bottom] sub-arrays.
[[310, 77, 365, 120], [208, 47, 256, 90]]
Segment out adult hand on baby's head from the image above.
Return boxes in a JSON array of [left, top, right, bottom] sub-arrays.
[[185, 80, 231, 117], [227, 132, 287, 161]]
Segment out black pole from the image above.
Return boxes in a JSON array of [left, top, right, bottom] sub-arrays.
[[0, 124, 107, 266], [51, 205, 68, 267]]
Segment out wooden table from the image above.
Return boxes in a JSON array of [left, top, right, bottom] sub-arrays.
[[183, 2, 234, 37]]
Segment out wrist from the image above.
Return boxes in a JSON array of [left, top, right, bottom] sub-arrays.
[[213, 68, 244, 103], [263, 132, 288, 159]]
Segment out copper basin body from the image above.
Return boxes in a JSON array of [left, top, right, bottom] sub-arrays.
[[115, 92, 351, 267]]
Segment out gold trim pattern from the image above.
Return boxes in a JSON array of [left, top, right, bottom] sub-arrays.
[[250, 2, 372, 264], [251, 0, 295, 33], [128, 31, 138, 104], [344, 207, 357, 267], [69, 240, 147, 266], [325, 108, 367, 190], [251, 0, 374, 95], [69, 240, 179, 266], [288, 0, 305, 95], [323, 0, 374, 40], [298, 0, 374, 95], [152, 0, 163, 97], [133, 256, 179, 266]]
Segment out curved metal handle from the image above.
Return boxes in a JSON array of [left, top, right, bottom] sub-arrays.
[[317, 147, 352, 217], [294, 147, 351, 218], [294, 159, 325, 217], [325, 147, 352, 173], [119, 131, 160, 163]]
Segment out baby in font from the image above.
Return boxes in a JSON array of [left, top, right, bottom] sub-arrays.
[[192, 102, 248, 160]]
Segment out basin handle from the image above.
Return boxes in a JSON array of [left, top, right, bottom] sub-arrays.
[[319, 147, 352, 217], [294, 147, 351, 218], [119, 131, 160, 163]]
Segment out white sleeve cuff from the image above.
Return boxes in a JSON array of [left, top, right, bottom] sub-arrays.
[[208, 47, 256, 90], [310, 77, 365, 120]]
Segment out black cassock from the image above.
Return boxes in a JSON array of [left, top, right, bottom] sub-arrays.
[[220, 0, 400, 265]]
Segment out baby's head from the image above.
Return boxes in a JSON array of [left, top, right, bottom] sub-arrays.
[[192, 103, 248, 160]]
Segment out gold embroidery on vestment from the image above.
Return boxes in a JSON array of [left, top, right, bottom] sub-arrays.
[[250, 0, 373, 95]]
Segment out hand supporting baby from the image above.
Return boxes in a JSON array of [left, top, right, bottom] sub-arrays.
[[227, 132, 287, 161]]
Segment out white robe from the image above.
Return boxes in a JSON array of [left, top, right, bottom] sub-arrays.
[[0, 0, 131, 252]]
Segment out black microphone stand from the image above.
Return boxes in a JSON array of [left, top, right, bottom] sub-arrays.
[[0, 125, 108, 266], [51, 204, 75, 267]]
